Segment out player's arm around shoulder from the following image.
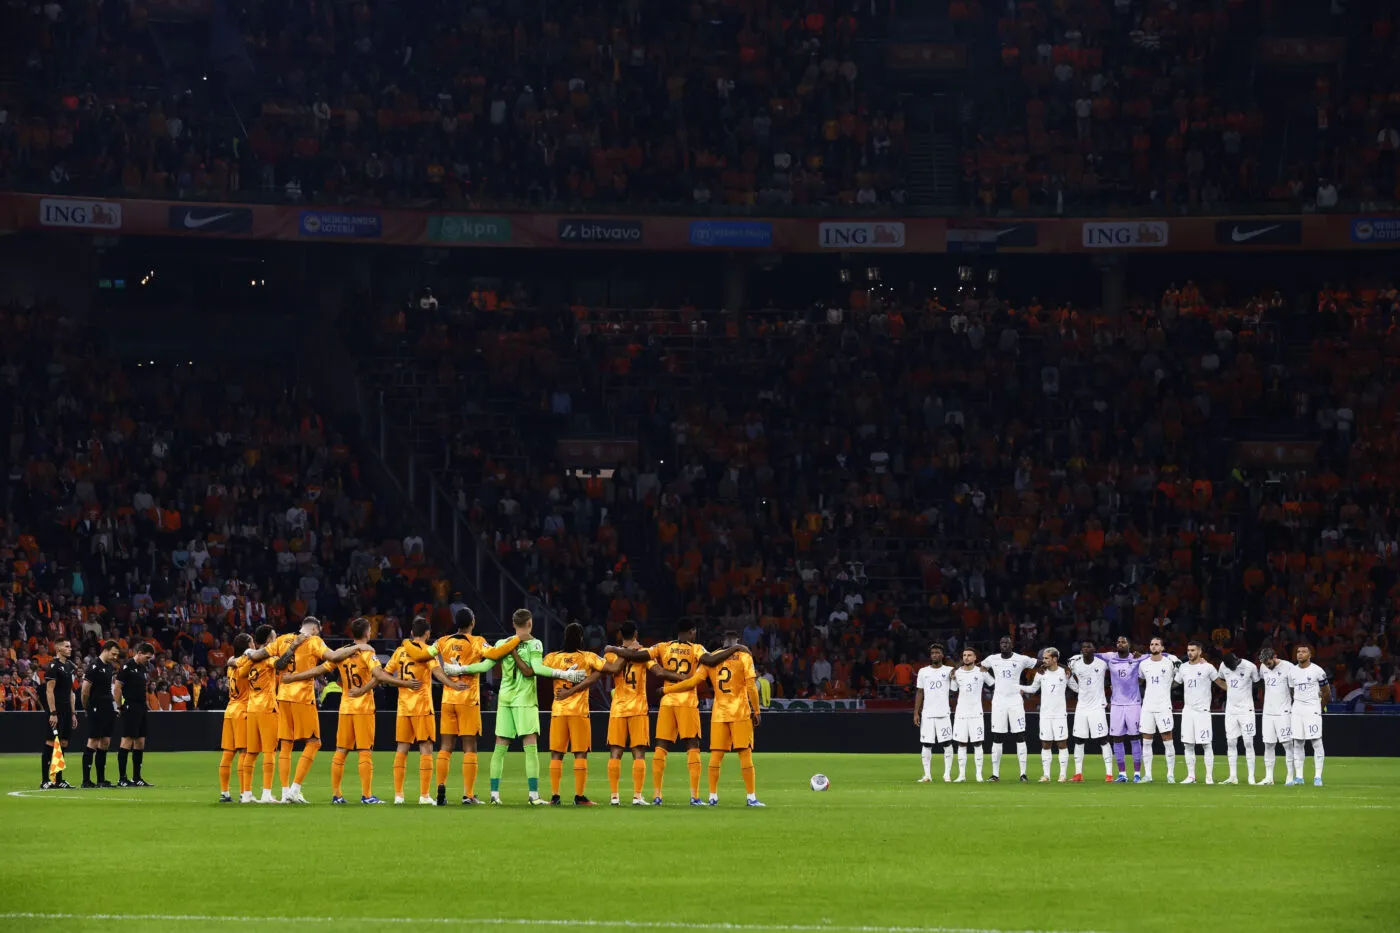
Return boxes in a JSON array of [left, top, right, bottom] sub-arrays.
[[480, 634, 521, 661], [1021, 672, 1042, 695]]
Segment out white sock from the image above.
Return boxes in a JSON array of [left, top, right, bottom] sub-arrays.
[[1244, 746, 1256, 781], [1203, 747, 1214, 782], [974, 747, 985, 779], [290, 782, 302, 795], [1041, 749, 1051, 777], [943, 747, 953, 779], [1264, 745, 1276, 780], [1016, 742, 1028, 776], [1292, 739, 1306, 777], [1313, 739, 1325, 779], [1185, 746, 1196, 779], [1058, 747, 1069, 780], [1164, 744, 1175, 778], [992, 745, 1002, 777], [1101, 745, 1114, 776], [957, 746, 967, 779], [921, 746, 933, 779], [1227, 746, 1238, 780], [1142, 744, 1153, 777], [1074, 745, 1085, 775], [1283, 744, 1295, 782]]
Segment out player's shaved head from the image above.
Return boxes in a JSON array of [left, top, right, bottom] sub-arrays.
[[563, 622, 584, 652], [350, 618, 370, 640], [455, 608, 476, 632], [722, 630, 740, 648], [252, 626, 273, 647], [618, 620, 637, 640], [1295, 643, 1313, 663], [1081, 640, 1095, 658], [678, 620, 696, 639], [1222, 652, 1241, 671], [411, 616, 430, 638], [301, 616, 321, 635], [929, 643, 945, 664], [233, 633, 252, 654], [512, 609, 533, 630], [999, 635, 1013, 656]]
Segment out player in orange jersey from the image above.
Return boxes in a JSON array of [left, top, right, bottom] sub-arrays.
[[246, 617, 372, 803], [539, 623, 609, 806], [239, 626, 282, 803], [385, 616, 465, 804], [664, 629, 764, 806], [608, 620, 747, 805], [219, 633, 252, 802], [429, 609, 520, 805], [280, 617, 421, 804]]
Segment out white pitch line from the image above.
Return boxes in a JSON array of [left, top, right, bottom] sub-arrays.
[[0, 913, 1110, 933]]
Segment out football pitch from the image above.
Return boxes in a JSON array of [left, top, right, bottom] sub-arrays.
[[0, 753, 1396, 933]]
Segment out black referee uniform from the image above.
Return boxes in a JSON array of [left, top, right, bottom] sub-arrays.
[[83, 658, 116, 786], [42, 658, 76, 788], [117, 659, 149, 785]]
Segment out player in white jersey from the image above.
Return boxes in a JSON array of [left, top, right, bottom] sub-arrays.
[[1067, 641, 1114, 782], [951, 648, 993, 782], [1257, 647, 1296, 784], [1214, 652, 1261, 784], [1285, 644, 1331, 786], [1137, 637, 1179, 783], [980, 636, 1037, 782], [1174, 642, 1218, 784], [1021, 648, 1069, 782], [913, 644, 955, 783]]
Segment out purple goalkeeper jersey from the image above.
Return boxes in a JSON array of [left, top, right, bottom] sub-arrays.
[[1099, 653, 1144, 707]]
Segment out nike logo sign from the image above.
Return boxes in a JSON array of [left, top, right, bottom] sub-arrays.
[[183, 213, 232, 229], [1231, 225, 1279, 242]]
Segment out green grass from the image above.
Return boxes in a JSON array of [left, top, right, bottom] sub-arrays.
[[0, 752, 1397, 933]]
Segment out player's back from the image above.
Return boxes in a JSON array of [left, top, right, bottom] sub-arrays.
[[272, 633, 329, 704], [651, 641, 707, 706], [246, 657, 279, 714], [225, 657, 252, 716], [496, 637, 543, 707], [707, 653, 755, 722], [544, 650, 601, 715], [387, 645, 437, 716], [435, 633, 486, 705], [337, 651, 381, 715], [605, 650, 649, 718]]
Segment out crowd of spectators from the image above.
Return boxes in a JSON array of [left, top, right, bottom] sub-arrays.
[[0, 302, 458, 710], [1, 0, 906, 208], [369, 278, 1400, 709]]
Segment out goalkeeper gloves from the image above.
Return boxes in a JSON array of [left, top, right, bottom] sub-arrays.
[[442, 662, 469, 676], [556, 667, 586, 684]]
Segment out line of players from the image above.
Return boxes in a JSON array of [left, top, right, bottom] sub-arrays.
[[218, 609, 767, 806], [913, 636, 1331, 786]]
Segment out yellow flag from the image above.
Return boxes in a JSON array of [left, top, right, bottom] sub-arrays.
[[49, 732, 66, 780]]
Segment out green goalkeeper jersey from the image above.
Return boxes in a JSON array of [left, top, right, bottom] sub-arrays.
[[495, 637, 544, 708]]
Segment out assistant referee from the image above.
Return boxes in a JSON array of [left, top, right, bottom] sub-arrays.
[[41, 637, 77, 789]]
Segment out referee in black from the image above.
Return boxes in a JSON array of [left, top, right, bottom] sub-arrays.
[[114, 642, 155, 786], [41, 636, 77, 789], [81, 640, 121, 787]]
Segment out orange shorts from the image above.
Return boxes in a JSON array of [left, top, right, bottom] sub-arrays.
[[656, 706, 702, 743], [247, 711, 279, 753], [440, 703, 482, 737], [548, 715, 592, 753], [395, 714, 436, 745], [710, 719, 754, 752], [336, 713, 375, 750], [221, 714, 247, 751], [277, 702, 320, 742], [607, 715, 649, 749]]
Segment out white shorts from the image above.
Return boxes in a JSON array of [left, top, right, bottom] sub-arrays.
[[953, 718, 985, 744], [1072, 708, 1109, 741], [1262, 713, 1292, 745], [990, 700, 1027, 734], [920, 717, 953, 746], [1291, 710, 1323, 743], [1180, 710, 1213, 745], [1140, 709, 1175, 735], [1224, 713, 1256, 743], [1039, 716, 1068, 743]]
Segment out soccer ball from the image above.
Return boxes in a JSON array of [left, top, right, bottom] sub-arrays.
[[810, 773, 830, 792]]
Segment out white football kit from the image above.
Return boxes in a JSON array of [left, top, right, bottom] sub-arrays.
[[1138, 655, 1178, 734], [980, 653, 1037, 733], [1220, 659, 1261, 742], [1067, 655, 1109, 740], [1287, 663, 1328, 742], [1260, 660, 1295, 743], [1023, 667, 1069, 742], [952, 667, 992, 743], [916, 664, 954, 746], [1175, 660, 1218, 744]]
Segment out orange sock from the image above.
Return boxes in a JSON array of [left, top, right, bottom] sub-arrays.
[[435, 749, 451, 788], [687, 747, 702, 798], [219, 750, 235, 793], [608, 759, 622, 797], [278, 745, 293, 788], [262, 753, 275, 792], [419, 753, 433, 797], [393, 751, 408, 798], [632, 758, 647, 797], [294, 744, 318, 785], [573, 758, 588, 798], [549, 759, 564, 796], [652, 748, 667, 797], [358, 751, 373, 798], [462, 752, 478, 798], [708, 750, 724, 797], [330, 751, 347, 798], [739, 749, 756, 796], [238, 753, 253, 794]]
